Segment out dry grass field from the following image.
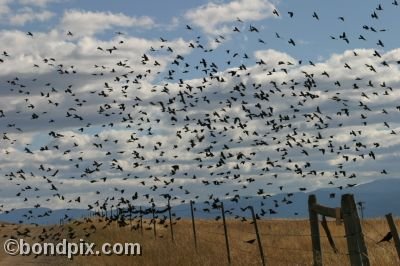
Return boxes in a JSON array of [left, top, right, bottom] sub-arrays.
[[0, 217, 399, 266]]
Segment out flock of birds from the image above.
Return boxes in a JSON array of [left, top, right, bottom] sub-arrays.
[[0, 1, 399, 246]]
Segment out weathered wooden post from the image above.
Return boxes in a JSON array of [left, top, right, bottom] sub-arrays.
[[341, 194, 370, 266], [140, 206, 143, 235], [190, 200, 198, 251], [308, 194, 322, 266], [249, 206, 266, 266], [152, 208, 157, 239], [129, 204, 132, 227], [220, 202, 231, 265], [168, 198, 174, 242], [385, 213, 400, 260]]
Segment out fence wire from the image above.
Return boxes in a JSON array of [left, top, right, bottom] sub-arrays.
[[70, 200, 400, 266]]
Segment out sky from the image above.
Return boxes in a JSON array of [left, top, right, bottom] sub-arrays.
[[0, 0, 400, 216]]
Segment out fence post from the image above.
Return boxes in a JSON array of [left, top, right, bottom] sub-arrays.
[[152, 208, 157, 239], [129, 204, 132, 228], [168, 198, 174, 242], [190, 200, 198, 251], [341, 194, 370, 266], [249, 206, 266, 266], [220, 202, 231, 265], [308, 194, 322, 266], [140, 206, 143, 235], [385, 213, 400, 260]]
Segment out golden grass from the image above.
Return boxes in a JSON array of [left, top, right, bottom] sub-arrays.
[[0, 217, 399, 265]]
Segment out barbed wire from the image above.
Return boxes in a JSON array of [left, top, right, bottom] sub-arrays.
[[259, 231, 312, 238], [58, 202, 400, 265], [196, 234, 226, 246], [219, 227, 255, 235], [264, 253, 311, 266], [263, 244, 313, 253], [362, 219, 385, 235], [196, 229, 226, 237]]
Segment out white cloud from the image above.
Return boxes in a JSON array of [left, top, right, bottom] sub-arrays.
[[184, 0, 276, 35], [9, 9, 55, 26], [18, 0, 59, 7], [60, 9, 155, 36], [0, 0, 58, 25], [254, 49, 297, 65], [0, 0, 11, 15], [0, 29, 190, 78], [163, 16, 180, 31]]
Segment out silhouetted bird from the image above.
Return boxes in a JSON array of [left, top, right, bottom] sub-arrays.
[[377, 232, 393, 243]]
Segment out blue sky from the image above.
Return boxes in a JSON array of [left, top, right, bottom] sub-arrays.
[[6, 0, 399, 60], [0, 0, 400, 215], [25, 2, 400, 48]]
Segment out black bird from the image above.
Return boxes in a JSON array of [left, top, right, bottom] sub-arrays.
[[377, 232, 392, 243], [245, 238, 256, 244]]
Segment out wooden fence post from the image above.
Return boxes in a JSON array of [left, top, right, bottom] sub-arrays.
[[190, 200, 198, 251], [308, 194, 322, 266], [220, 202, 231, 265], [385, 213, 400, 260], [249, 206, 266, 266], [168, 198, 174, 242], [129, 204, 132, 228], [152, 208, 157, 239], [341, 194, 370, 266], [140, 206, 143, 235]]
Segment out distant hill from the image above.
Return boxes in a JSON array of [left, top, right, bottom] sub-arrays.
[[168, 178, 400, 219], [0, 208, 89, 225], [1, 178, 399, 225]]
